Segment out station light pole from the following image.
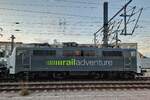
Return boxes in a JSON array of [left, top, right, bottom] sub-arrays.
[[10, 35, 15, 54]]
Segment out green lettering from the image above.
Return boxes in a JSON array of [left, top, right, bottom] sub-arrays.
[[56, 61, 58, 65], [72, 59, 76, 65], [52, 61, 56, 65], [49, 61, 52, 65], [62, 60, 65, 66], [57, 61, 59, 66], [66, 60, 70, 66], [57, 60, 62, 66], [46, 58, 76, 66]]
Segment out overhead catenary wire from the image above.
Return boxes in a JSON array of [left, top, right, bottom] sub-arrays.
[[0, 2, 98, 9], [54, 0, 100, 5], [0, 7, 99, 18]]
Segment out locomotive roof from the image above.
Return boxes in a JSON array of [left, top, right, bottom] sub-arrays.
[[15, 46, 137, 51]]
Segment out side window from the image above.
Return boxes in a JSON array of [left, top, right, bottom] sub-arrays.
[[63, 50, 74, 56], [63, 50, 96, 57], [33, 50, 56, 56], [103, 51, 123, 57], [63, 50, 81, 56], [131, 51, 136, 57], [82, 50, 95, 56], [123, 51, 131, 57], [16, 50, 26, 56], [75, 50, 81, 56]]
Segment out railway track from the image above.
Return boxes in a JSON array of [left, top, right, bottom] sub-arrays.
[[1, 76, 150, 82], [0, 81, 150, 92]]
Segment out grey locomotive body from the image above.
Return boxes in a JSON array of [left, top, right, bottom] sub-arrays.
[[7, 46, 142, 79]]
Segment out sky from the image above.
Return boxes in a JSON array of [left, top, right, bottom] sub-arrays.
[[0, 0, 149, 57]]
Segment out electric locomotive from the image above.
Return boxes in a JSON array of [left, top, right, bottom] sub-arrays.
[[6, 42, 142, 79]]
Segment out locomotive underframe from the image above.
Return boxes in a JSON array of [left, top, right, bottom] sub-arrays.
[[13, 70, 138, 80]]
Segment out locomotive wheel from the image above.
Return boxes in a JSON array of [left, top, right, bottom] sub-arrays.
[[128, 74, 135, 79], [122, 73, 135, 80], [53, 72, 67, 79], [89, 72, 100, 79]]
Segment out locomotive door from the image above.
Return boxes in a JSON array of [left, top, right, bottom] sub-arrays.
[[22, 50, 31, 70], [124, 51, 132, 70]]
